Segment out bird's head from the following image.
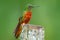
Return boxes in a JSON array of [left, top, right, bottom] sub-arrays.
[[27, 4, 40, 11]]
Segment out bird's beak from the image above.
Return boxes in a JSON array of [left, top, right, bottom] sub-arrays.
[[32, 5, 40, 8]]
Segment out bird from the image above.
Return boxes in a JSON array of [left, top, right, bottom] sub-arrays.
[[14, 4, 34, 39]]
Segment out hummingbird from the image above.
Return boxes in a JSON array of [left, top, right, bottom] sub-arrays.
[[14, 4, 39, 39]]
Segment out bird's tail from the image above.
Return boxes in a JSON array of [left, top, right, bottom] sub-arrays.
[[14, 22, 22, 39]]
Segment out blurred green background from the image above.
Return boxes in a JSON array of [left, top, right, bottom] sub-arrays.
[[0, 0, 60, 40]]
